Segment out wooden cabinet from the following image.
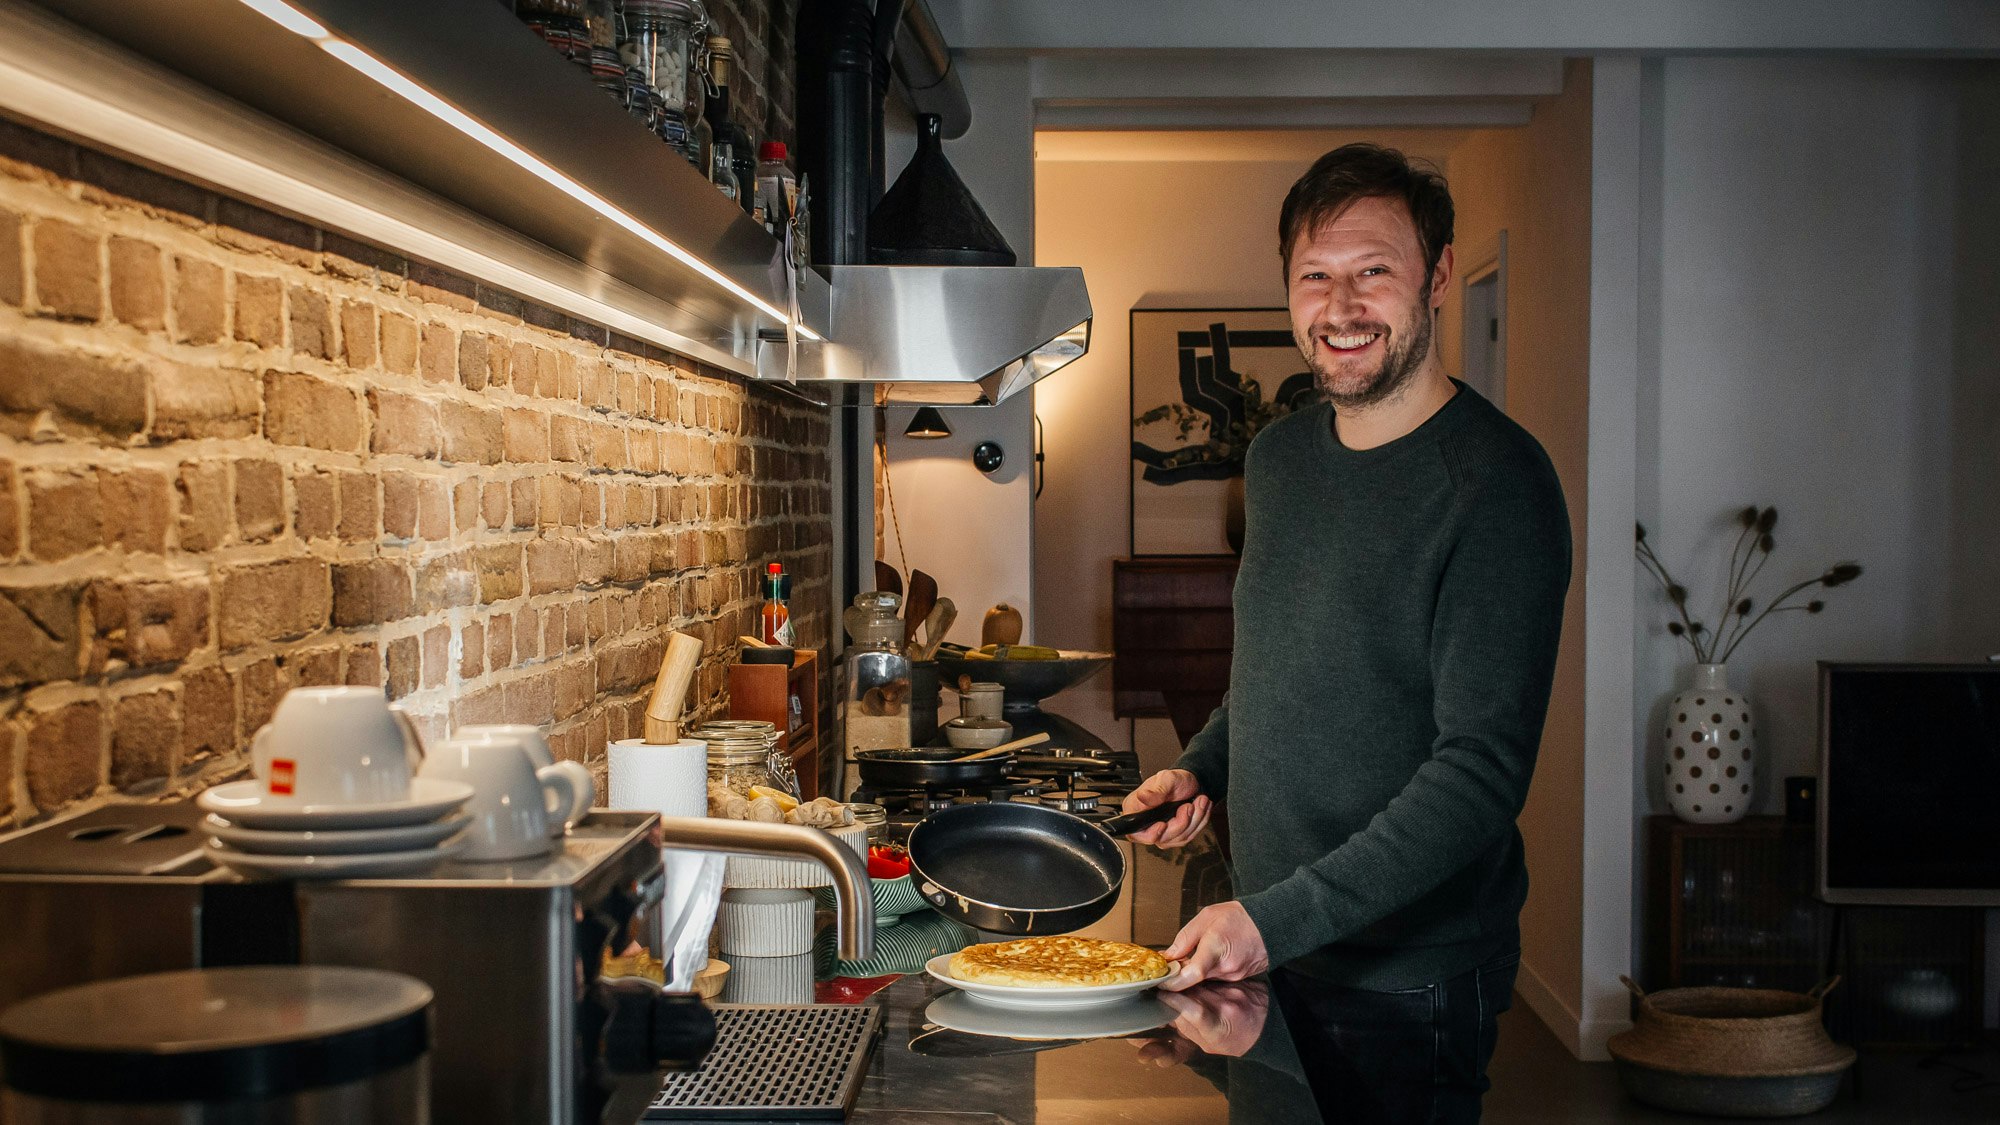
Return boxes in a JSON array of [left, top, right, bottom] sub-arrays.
[[728, 651, 821, 802], [1111, 557, 1237, 747], [1644, 815, 1985, 1046]]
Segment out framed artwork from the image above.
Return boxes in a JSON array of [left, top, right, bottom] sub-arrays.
[[1129, 307, 1316, 555]]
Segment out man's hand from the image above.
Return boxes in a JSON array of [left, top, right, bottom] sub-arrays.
[[1160, 901, 1268, 991], [1138, 979, 1271, 1064], [1120, 768, 1211, 847]]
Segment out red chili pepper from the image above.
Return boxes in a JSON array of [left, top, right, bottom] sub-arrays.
[[867, 852, 909, 879]]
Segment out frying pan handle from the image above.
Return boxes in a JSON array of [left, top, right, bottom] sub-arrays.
[[1100, 798, 1193, 839]]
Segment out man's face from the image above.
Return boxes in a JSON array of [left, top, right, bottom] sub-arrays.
[[1286, 195, 1447, 409]]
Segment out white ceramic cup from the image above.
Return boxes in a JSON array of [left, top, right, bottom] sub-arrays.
[[249, 687, 422, 805], [457, 724, 594, 829], [417, 738, 577, 861], [961, 683, 1005, 721]]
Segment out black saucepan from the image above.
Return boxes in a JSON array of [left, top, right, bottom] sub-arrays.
[[905, 799, 1189, 935], [850, 747, 1015, 790]]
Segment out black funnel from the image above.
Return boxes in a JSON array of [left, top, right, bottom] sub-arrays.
[[867, 114, 1017, 266]]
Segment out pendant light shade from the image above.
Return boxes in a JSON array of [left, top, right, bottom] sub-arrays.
[[904, 406, 952, 439]]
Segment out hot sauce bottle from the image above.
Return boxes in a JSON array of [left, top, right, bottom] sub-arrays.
[[760, 562, 795, 645]]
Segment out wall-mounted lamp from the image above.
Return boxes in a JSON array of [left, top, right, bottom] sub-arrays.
[[972, 441, 1004, 474], [903, 406, 952, 439]]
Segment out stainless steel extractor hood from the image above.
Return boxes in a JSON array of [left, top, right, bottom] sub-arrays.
[[761, 264, 1091, 406]]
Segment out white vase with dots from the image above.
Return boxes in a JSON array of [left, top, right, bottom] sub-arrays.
[[1663, 663, 1756, 823]]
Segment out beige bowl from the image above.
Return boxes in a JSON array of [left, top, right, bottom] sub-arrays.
[[943, 718, 1012, 750], [693, 958, 731, 1000]]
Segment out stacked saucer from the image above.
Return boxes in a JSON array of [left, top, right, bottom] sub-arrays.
[[197, 779, 475, 879]]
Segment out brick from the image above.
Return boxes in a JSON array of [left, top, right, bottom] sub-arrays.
[[25, 700, 102, 809], [0, 335, 149, 442], [100, 468, 171, 554], [487, 612, 514, 671], [152, 363, 261, 441], [111, 690, 179, 789], [332, 559, 414, 627], [414, 550, 476, 612], [171, 256, 225, 344], [0, 209, 21, 305], [453, 479, 478, 534], [581, 361, 615, 409], [459, 621, 484, 680], [31, 218, 101, 320], [513, 609, 538, 664], [421, 624, 449, 689], [0, 460, 14, 559], [452, 684, 505, 728], [340, 300, 378, 367], [175, 462, 230, 551], [180, 664, 235, 765], [337, 470, 378, 542], [233, 273, 283, 346], [264, 370, 363, 450], [510, 477, 538, 529], [0, 582, 83, 686], [288, 286, 332, 358], [343, 642, 382, 687], [439, 399, 502, 464], [629, 430, 660, 474], [107, 237, 165, 330], [26, 470, 102, 561], [458, 332, 489, 391], [381, 472, 419, 540], [526, 537, 577, 595], [235, 656, 281, 734], [480, 481, 508, 529], [218, 557, 330, 649], [474, 543, 523, 603], [380, 310, 419, 374], [540, 475, 582, 528], [502, 408, 548, 462], [233, 459, 285, 543], [555, 659, 595, 720], [417, 477, 450, 540], [506, 669, 556, 725], [385, 635, 420, 699], [419, 321, 455, 383], [293, 469, 336, 539], [550, 413, 585, 463], [556, 353, 581, 399], [116, 578, 210, 666], [368, 388, 440, 458], [284, 645, 341, 689], [322, 233, 404, 283], [577, 536, 613, 585], [408, 263, 476, 312], [216, 199, 316, 266]]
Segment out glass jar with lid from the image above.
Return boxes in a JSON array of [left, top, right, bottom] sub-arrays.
[[621, 0, 705, 163], [694, 724, 773, 798], [841, 591, 912, 764], [848, 802, 888, 846]]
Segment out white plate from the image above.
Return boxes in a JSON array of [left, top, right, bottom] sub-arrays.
[[924, 953, 1178, 1010], [197, 778, 475, 830], [203, 813, 471, 855], [924, 990, 1174, 1040], [203, 837, 466, 880]]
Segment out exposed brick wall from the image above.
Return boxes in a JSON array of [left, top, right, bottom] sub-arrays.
[[703, 0, 799, 149], [0, 121, 831, 828]]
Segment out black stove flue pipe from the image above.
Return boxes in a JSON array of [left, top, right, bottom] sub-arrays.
[[796, 0, 892, 267]]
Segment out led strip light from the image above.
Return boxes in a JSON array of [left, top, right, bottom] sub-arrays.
[[239, 0, 819, 341]]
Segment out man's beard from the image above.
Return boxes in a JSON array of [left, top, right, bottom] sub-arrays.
[[1298, 285, 1435, 410]]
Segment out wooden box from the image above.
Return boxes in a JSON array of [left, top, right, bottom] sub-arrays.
[[727, 650, 821, 802]]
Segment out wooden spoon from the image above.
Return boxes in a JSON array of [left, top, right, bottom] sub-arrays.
[[948, 731, 1050, 762], [875, 560, 903, 597], [904, 569, 938, 648]]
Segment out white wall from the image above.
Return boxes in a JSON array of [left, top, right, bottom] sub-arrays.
[[1637, 58, 2000, 815]]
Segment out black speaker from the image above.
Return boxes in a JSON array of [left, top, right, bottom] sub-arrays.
[[1784, 776, 1817, 824]]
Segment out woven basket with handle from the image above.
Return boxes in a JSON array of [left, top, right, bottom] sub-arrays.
[[1607, 976, 1856, 1117]]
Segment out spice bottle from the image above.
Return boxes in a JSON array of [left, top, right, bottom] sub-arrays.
[[760, 562, 794, 646]]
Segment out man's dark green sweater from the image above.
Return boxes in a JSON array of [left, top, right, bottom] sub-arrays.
[[1175, 381, 1570, 991]]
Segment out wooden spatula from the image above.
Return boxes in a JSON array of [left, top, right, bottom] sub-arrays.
[[874, 560, 902, 597], [948, 731, 1050, 762], [904, 569, 937, 648]]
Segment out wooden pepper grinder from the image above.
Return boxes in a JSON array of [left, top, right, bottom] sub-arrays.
[[643, 631, 705, 744]]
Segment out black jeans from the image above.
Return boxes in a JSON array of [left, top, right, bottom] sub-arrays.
[[1273, 949, 1519, 1125]]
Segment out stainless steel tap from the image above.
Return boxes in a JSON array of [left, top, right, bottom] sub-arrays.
[[655, 817, 874, 961]]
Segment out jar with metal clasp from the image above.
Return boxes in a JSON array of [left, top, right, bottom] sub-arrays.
[[620, 0, 705, 163]]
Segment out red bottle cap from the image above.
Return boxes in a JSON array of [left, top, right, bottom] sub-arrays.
[[758, 141, 788, 162], [767, 562, 782, 574]]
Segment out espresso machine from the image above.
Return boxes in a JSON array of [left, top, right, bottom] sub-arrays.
[[0, 802, 703, 1124]]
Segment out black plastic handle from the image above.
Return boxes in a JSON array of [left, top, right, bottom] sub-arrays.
[[1100, 798, 1193, 839]]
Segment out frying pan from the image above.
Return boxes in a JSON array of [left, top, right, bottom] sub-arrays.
[[905, 799, 1188, 935], [850, 747, 1016, 790]]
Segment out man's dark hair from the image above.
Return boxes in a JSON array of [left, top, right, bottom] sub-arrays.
[[1278, 144, 1454, 287]]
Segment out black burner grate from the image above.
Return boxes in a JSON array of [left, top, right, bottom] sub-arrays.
[[645, 1004, 881, 1120]]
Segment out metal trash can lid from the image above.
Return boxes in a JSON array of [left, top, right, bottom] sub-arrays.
[[0, 966, 430, 1103]]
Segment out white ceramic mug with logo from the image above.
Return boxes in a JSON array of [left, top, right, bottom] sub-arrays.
[[456, 724, 594, 829], [249, 687, 423, 805], [417, 738, 577, 861]]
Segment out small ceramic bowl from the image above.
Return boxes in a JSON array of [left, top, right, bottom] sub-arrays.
[[943, 717, 1012, 750]]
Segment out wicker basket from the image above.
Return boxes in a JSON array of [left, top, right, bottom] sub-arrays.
[[1608, 976, 1855, 1118]]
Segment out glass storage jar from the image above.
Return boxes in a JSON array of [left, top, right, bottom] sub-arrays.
[[690, 720, 797, 797], [841, 591, 911, 758], [621, 0, 705, 162], [697, 727, 772, 798]]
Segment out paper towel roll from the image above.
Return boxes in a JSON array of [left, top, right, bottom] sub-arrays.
[[607, 738, 707, 820]]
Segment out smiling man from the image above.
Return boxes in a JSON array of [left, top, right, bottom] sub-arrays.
[[1122, 144, 1572, 1122]]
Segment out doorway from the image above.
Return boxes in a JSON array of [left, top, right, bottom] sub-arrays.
[[1459, 231, 1508, 410]]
